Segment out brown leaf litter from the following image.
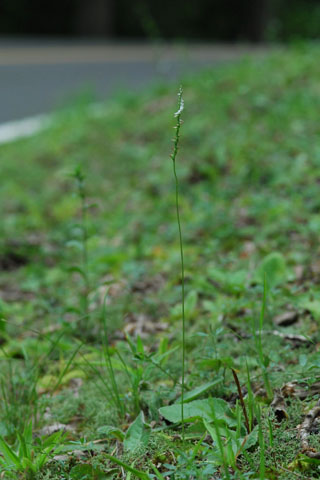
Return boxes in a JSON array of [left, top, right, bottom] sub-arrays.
[[268, 330, 311, 347], [124, 312, 168, 339], [271, 391, 289, 422], [273, 311, 299, 327], [271, 381, 320, 458], [298, 399, 320, 458]]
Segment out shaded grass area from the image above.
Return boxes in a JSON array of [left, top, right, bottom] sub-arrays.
[[1, 45, 320, 478]]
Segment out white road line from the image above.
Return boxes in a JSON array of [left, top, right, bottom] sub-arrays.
[[0, 103, 106, 145], [0, 114, 50, 145]]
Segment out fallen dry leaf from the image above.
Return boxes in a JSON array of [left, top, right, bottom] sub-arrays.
[[281, 381, 301, 399], [240, 241, 256, 259], [124, 313, 168, 339], [298, 399, 320, 458], [39, 422, 75, 436], [53, 450, 86, 461], [52, 454, 70, 462], [131, 274, 166, 295], [294, 265, 304, 281], [281, 380, 320, 400], [271, 391, 288, 422], [0, 285, 35, 302], [273, 311, 299, 327], [266, 330, 311, 347]]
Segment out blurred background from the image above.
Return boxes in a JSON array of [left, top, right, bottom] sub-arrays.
[[0, 0, 319, 126], [1, 0, 319, 42]]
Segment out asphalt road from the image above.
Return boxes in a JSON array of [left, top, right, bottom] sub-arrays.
[[0, 41, 266, 123]]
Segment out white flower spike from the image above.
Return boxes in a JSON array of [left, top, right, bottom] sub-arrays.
[[174, 86, 184, 117]]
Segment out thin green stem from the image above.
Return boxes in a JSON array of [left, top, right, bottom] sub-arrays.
[[101, 292, 124, 418], [258, 275, 272, 398], [72, 166, 90, 330], [170, 86, 185, 439], [173, 159, 185, 427], [78, 174, 89, 318]]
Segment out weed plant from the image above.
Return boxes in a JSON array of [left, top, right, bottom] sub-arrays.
[[0, 421, 65, 479], [170, 86, 186, 438]]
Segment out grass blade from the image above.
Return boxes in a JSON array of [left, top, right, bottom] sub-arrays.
[[105, 453, 150, 479]]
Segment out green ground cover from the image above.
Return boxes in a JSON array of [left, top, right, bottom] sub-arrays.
[[1, 45, 320, 479]]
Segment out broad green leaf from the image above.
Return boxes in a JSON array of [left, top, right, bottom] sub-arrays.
[[17, 432, 28, 460], [185, 290, 198, 318], [198, 358, 233, 371], [203, 420, 237, 467], [208, 269, 247, 294], [175, 379, 222, 404], [70, 464, 105, 479], [124, 412, 150, 452], [68, 265, 87, 280], [255, 252, 288, 288], [204, 419, 227, 444], [159, 398, 236, 426], [97, 425, 125, 441], [66, 241, 83, 251], [171, 291, 198, 319], [243, 425, 259, 451], [0, 436, 21, 468], [299, 299, 320, 321], [41, 430, 65, 450], [21, 456, 37, 473], [297, 454, 320, 465], [23, 421, 33, 449], [204, 420, 258, 460], [36, 453, 51, 470], [287, 452, 320, 472]]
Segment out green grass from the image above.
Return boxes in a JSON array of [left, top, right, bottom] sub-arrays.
[[1, 44, 320, 478]]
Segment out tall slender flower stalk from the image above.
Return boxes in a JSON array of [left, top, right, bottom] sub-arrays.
[[72, 166, 90, 324], [170, 86, 185, 439]]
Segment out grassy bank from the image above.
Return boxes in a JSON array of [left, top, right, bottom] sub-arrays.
[[1, 45, 320, 479]]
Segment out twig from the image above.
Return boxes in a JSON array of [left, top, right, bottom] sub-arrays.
[[231, 368, 250, 434]]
